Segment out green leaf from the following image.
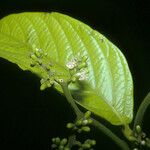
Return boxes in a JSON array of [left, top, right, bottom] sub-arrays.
[[0, 12, 133, 125]]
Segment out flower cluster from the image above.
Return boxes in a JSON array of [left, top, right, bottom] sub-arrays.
[[30, 45, 47, 67], [51, 111, 96, 150], [133, 125, 150, 150], [66, 111, 92, 133], [40, 77, 54, 90], [30, 46, 89, 91], [76, 139, 96, 150], [29, 46, 55, 90], [51, 137, 69, 150], [30, 45, 72, 90], [66, 53, 88, 82]]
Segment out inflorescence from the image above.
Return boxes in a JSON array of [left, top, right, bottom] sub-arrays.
[[29, 46, 93, 150], [133, 125, 150, 150], [29, 45, 88, 91], [66, 54, 88, 82], [66, 111, 92, 133], [51, 111, 96, 150], [51, 137, 69, 150]]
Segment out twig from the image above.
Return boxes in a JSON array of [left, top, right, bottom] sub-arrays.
[[91, 118, 130, 150], [134, 92, 150, 130], [60, 82, 83, 119], [60, 82, 130, 150]]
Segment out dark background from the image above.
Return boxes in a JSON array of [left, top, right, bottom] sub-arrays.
[[0, 0, 149, 149]]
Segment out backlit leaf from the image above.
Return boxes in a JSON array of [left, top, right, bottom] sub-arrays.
[[0, 12, 133, 125]]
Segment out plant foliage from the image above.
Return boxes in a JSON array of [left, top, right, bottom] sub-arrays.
[[0, 12, 133, 125]]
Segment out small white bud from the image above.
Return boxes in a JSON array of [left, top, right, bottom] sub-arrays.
[[82, 119, 88, 125], [66, 62, 75, 69], [66, 59, 77, 69], [141, 140, 146, 145], [79, 74, 87, 81], [76, 70, 87, 81]]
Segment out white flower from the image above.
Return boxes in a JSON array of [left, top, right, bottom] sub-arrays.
[[66, 58, 77, 69], [76, 69, 87, 81], [82, 119, 88, 125]]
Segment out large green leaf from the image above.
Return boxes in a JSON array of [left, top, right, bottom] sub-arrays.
[[0, 12, 133, 125]]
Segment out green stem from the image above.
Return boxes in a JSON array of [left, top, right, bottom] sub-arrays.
[[133, 92, 150, 130], [61, 82, 130, 150], [67, 134, 76, 148], [60, 82, 83, 119], [122, 124, 136, 141], [91, 118, 130, 150]]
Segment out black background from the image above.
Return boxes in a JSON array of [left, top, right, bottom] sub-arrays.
[[0, 0, 149, 150]]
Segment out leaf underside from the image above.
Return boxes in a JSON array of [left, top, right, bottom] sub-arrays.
[[0, 12, 133, 125]]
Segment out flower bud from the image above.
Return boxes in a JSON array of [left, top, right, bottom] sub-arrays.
[[78, 62, 86, 69], [30, 63, 36, 67], [87, 119, 93, 124], [58, 145, 64, 150], [81, 126, 90, 132], [136, 125, 141, 133], [82, 119, 88, 125], [35, 51, 42, 58], [60, 138, 67, 145], [90, 140, 96, 145], [30, 54, 37, 60], [71, 76, 77, 82], [34, 48, 43, 58], [52, 138, 56, 142], [85, 111, 91, 118], [82, 143, 91, 149], [66, 123, 74, 129], [141, 140, 146, 146], [82, 56, 88, 61], [51, 144, 57, 148], [77, 129, 82, 133], [55, 137, 60, 144], [40, 83, 47, 91], [75, 120, 82, 126]]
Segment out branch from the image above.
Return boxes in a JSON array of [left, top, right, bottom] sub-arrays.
[[91, 119, 130, 150], [134, 92, 150, 130], [60, 82, 130, 150], [60, 82, 83, 119]]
